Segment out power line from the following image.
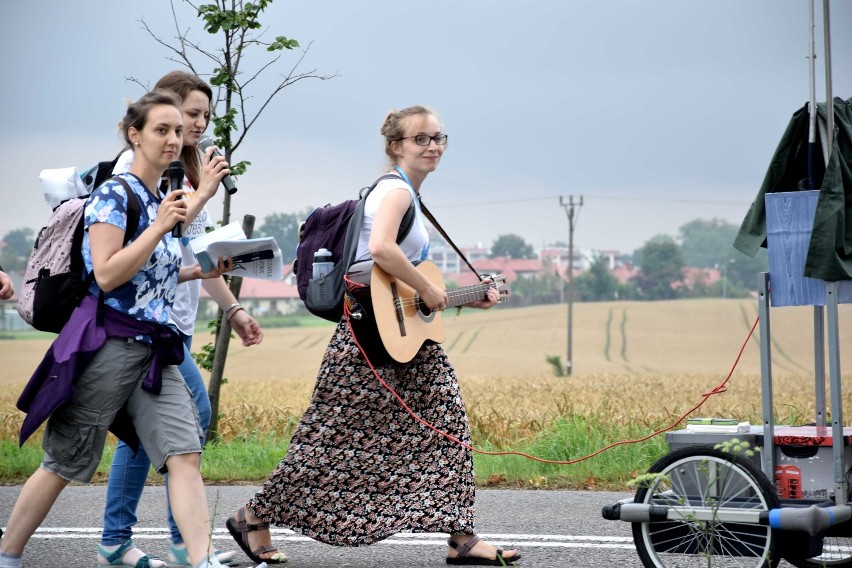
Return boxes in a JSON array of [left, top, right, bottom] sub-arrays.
[[433, 193, 751, 209]]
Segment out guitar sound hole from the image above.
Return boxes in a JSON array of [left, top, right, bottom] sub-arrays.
[[413, 297, 437, 323], [417, 297, 433, 316]]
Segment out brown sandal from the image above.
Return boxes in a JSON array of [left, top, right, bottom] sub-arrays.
[[446, 535, 521, 565], [225, 506, 288, 564]]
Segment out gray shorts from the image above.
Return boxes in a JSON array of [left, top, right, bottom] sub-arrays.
[[41, 337, 202, 482]]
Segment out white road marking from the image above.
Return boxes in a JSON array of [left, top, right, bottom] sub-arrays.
[[18, 528, 635, 549]]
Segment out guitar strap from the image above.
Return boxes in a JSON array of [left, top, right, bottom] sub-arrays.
[[392, 165, 481, 280], [418, 200, 483, 281]]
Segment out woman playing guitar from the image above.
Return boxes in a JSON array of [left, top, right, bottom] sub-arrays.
[[225, 106, 519, 566]]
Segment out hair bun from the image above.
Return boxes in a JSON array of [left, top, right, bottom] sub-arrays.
[[380, 110, 397, 136]]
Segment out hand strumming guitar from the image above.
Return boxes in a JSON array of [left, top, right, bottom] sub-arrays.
[[418, 280, 449, 312]]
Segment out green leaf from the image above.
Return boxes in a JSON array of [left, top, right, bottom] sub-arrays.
[[230, 160, 252, 176], [268, 36, 299, 52]]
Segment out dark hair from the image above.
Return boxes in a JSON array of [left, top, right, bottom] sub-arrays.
[[120, 90, 182, 148], [154, 71, 214, 189], [380, 105, 437, 167]]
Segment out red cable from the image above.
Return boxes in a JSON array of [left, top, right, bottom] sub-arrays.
[[344, 293, 760, 465]]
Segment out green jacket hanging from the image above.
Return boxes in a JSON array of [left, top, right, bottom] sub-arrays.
[[734, 96, 852, 281]]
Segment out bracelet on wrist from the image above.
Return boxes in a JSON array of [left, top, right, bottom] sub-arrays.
[[223, 302, 241, 315], [226, 306, 245, 322]]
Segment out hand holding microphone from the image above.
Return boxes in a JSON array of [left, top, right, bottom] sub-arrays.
[[198, 136, 238, 195], [168, 160, 186, 238]]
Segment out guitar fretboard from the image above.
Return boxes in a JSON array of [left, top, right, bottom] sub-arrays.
[[446, 282, 501, 308]]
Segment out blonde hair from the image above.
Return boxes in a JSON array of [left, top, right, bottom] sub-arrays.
[[380, 105, 438, 167]]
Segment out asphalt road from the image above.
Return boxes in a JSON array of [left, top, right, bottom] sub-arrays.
[[0, 486, 803, 567]]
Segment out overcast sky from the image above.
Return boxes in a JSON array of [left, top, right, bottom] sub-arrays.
[[2, 0, 850, 256]]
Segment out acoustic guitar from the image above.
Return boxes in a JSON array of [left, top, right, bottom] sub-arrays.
[[368, 260, 507, 363]]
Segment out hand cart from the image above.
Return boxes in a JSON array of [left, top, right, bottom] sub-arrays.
[[602, 261, 852, 568], [602, 4, 852, 565]]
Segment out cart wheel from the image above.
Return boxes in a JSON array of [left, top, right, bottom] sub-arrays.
[[632, 446, 780, 568], [788, 535, 852, 567]]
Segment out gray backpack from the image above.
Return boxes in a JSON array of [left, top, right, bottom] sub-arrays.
[[17, 177, 140, 332]]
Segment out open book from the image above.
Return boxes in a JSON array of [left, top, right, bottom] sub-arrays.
[[189, 222, 284, 281]]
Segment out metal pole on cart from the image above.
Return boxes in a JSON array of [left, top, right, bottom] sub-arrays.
[[758, 273, 776, 481], [822, 0, 834, 155], [818, 0, 846, 507], [807, 0, 828, 429]]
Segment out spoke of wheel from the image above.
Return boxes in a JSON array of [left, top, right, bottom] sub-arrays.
[[647, 523, 703, 552], [652, 460, 772, 567], [715, 525, 769, 560]]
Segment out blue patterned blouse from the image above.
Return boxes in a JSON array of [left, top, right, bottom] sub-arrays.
[[82, 172, 181, 324]]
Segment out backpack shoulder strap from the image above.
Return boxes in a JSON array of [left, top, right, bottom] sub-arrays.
[[397, 202, 416, 243], [110, 176, 141, 245], [357, 173, 403, 199], [87, 150, 127, 192], [341, 173, 419, 269], [89, 176, 142, 326], [360, 173, 416, 244]]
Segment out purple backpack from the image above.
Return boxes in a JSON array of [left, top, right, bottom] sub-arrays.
[[295, 174, 414, 321]]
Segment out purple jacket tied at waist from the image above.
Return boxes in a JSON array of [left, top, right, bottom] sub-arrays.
[[16, 294, 184, 449]]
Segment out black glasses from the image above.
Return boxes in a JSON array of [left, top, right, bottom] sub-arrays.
[[398, 134, 448, 147]]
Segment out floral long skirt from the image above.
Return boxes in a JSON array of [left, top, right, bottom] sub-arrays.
[[248, 321, 476, 546]]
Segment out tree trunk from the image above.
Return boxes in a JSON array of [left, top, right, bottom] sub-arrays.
[[206, 213, 254, 441]]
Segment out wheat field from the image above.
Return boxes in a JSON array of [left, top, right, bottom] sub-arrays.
[[2, 298, 851, 444]]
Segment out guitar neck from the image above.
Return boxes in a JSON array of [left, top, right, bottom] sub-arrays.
[[446, 283, 492, 308]]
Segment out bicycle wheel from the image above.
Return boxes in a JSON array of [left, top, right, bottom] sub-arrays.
[[632, 446, 780, 568]]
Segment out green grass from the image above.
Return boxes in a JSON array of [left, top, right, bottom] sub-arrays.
[[0, 329, 55, 340], [1, 415, 669, 490], [0, 437, 293, 486], [473, 410, 669, 490], [192, 313, 336, 335]]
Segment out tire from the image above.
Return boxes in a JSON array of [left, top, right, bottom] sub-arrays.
[[632, 446, 780, 568]]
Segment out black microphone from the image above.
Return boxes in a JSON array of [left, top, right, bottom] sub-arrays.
[[197, 136, 237, 195], [168, 160, 185, 238]]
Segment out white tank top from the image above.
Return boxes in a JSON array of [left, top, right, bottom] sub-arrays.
[[354, 176, 429, 263]]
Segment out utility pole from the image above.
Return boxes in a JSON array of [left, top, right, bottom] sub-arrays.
[[559, 195, 583, 376]]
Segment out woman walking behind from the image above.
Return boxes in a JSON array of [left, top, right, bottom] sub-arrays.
[[97, 70, 262, 568], [224, 106, 520, 566], [0, 91, 244, 568]]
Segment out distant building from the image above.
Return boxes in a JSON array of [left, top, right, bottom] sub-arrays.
[[427, 227, 489, 275], [199, 267, 301, 318], [449, 256, 560, 288], [674, 267, 721, 290], [611, 262, 638, 285]]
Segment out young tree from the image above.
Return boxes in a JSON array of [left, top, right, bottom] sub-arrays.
[[140, 0, 336, 439]]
